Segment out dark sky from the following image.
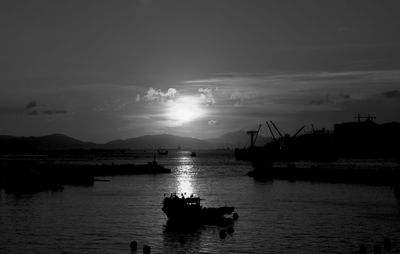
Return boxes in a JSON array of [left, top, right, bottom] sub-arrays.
[[1, 0, 400, 142]]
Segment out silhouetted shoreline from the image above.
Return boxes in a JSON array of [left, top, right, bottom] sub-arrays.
[[248, 160, 400, 185], [0, 159, 171, 193]]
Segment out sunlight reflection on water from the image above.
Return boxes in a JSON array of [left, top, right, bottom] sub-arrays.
[[175, 156, 197, 195], [176, 175, 193, 195]]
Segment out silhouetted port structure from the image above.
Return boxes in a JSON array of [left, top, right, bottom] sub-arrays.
[[334, 115, 400, 158], [237, 116, 400, 162], [243, 116, 400, 185]]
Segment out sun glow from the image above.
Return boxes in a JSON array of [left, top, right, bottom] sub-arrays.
[[166, 96, 204, 124]]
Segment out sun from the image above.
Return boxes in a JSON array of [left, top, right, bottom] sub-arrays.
[[166, 96, 204, 124]]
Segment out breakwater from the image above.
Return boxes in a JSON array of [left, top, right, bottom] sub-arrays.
[[0, 160, 171, 193], [248, 161, 400, 185]]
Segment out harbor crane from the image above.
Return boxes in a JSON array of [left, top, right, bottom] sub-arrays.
[[267, 121, 305, 140], [247, 124, 262, 148]]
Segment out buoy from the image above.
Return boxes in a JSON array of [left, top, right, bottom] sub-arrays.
[[359, 244, 367, 254], [143, 245, 151, 254], [373, 244, 381, 254], [178, 235, 186, 244], [130, 241, 137, 252], [219, 230, 227, 239], [233, 213, 239, 220], [384, 238, 392, 251], [227, 226, 234, 234]]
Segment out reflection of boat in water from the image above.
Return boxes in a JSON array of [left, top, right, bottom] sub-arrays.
[[190, 152, 196, 157], [162, 194, 236, 225], [157, 148, 168, 155]]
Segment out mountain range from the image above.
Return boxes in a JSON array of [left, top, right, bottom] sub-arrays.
[[0, 131, 270, 153]]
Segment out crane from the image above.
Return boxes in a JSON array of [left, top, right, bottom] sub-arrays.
[[268, 121, 304, 139], [266, 121, 277, 141], [292, 126, 305, 138], [270, 121, 284, 139], [247, 124, 262, 147]]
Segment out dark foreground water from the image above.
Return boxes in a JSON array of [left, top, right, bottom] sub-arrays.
[[1, 151, 399, 254]]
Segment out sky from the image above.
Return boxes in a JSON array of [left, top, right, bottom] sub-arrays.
[[1, 0, 400, 142]]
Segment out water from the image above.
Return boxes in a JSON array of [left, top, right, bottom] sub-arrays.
[[1, 150, 399, 253]]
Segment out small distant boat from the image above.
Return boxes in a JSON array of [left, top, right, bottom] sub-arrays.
[[162, 193, 236, 225], [190, 151, 196, 157], [157, 148, 168, 155], [94, 156, 171, 175]]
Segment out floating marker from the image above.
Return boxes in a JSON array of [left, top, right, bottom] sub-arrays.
[[359, 244, 367, 254], [384, 238, 392, 251], [179, 235, 186, 244], [219, 230, 227, 239], [130, 241, 137, 252], [373, 244, 381, 254], [143, 245, 151, 254]]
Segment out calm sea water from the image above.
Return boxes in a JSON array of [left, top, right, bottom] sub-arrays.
[[1, 150, 399, 254]]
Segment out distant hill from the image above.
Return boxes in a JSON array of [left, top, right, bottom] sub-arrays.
[[102, 134, 219, 150], [0, 134, 98, 153], [0, 131, 269, 154], [206, 130, 271, 148]]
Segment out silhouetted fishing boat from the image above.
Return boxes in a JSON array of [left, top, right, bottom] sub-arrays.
[[162, 193, 236, 225], [92, 156, 171, 175]]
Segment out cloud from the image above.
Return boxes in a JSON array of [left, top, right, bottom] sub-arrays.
[[208, 119, 217, 126], [28, 110, 38, 115], [381, 90, 400, 99], [231, 91, 256, 100], [26, 100, 37, 109], [143, 88, 177, 103], [25, 100, 68, 116], [198, 88, 215, 106], [186, 70, 400, 108], [42, 110, 68, 115], [307, 93, 351, 106]]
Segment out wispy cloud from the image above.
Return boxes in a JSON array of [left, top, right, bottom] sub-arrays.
[[185, 70, 400, 109], [208, 119, 217, 126], [381, 90, 400, 100], [198, 88, 216, 106], [26, 100, 37, 110], [25, 100, 68, 116], [142, 87, 178, 103]]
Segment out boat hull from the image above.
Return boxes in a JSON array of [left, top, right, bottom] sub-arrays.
[[162, 200, 235, 225]]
